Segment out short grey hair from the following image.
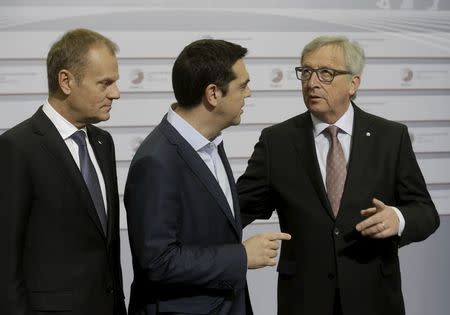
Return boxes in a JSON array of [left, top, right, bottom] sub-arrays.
[[301, 35, 365, 76]]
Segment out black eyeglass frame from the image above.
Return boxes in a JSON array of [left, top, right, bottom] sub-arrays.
[[294, 66, 353, 83]]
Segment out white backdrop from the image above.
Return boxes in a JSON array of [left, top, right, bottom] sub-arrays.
[[1, 1, 449, 314]]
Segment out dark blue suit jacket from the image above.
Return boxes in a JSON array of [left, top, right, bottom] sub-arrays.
[[125, 116, 252, 315]]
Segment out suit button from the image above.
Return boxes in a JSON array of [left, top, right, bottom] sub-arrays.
[[334, 228, 340, 236], [328, 273, 335, 280], [106, 286, 114, 294]]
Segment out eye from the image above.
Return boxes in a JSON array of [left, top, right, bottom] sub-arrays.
[[297, 68, 310, 80], [319, 69, 334, 80]]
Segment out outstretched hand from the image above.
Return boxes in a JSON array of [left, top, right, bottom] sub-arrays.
[[355, 198, 399, 239], [243, 232, 291, 269]]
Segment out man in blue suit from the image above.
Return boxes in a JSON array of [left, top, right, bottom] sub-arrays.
[[124, 39, 290, 315]]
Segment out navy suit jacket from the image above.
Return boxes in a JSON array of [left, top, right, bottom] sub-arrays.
[[0, 107, 126, 315], [125, 116, 252, 315]]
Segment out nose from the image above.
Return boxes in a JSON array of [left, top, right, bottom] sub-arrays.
[[304, 70, 321, 89], [245, 85, 252, 98], [108, 82, 120, 100]]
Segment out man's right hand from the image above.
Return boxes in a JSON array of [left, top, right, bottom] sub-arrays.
[[243, 232, 291, 269]]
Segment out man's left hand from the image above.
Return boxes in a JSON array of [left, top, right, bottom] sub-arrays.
[[355, 198, 399, 238]]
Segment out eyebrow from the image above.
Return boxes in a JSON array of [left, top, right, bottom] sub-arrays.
[[240, 78, 250, 87]]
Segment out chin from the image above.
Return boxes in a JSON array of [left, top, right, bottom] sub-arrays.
[[93, 114, 110, 123]]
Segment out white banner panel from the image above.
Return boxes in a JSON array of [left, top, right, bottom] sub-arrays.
[[409, 127, 450, 153], [107, 123, 450, 165], [1, 30, 449, 58], [2, 94, 449, 131], [357, 95, 450, 122], [429, 188, 450, 215], [120, 196, 127, 230], [3, 61, 449, 95], [117, 161, 129, 195], [108, 126, 263, 162], [418, 158, 450, 184], [0, 63, 46, 95], [109, 127, 154, 162], [0, 98, 42, 129], [120, 62, 450, 92], [99, 95, 175, 127]]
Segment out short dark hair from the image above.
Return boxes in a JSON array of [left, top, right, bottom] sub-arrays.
[[47, 28, 119, 95], [172, 39, 248, 108]]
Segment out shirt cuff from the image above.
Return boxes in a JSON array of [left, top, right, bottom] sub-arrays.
[[392, 207, 405, 236]]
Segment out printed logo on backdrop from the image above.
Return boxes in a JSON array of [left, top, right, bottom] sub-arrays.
[[270, 68, 283, 88], [129, 69, 144, 89], [401, 68, 414, 87]]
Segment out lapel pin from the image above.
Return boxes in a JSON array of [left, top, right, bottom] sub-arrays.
[[366, 132, 371, 137], [97, 140, 102, 144]]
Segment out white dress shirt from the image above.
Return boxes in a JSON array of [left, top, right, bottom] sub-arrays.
[[167, 105, 235, 217], [310, 104, 404, 235], [42, 100, 108, 213]]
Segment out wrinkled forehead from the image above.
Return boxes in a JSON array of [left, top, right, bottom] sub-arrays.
[[302, 44, 346, 68]]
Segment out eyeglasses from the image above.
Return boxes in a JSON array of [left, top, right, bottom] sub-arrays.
[[295, 67, 352, 83]]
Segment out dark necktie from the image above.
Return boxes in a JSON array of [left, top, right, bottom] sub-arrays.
[[71, 130, 107, 234], [325, 126, 347, 217]]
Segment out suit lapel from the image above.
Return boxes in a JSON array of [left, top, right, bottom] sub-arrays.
[[159, 118, 241, 239], [291, 113, 334, 219], [218, 143, 243, 240], [87, 126, 113, 241], [339, 104, 374, 221], [31, 108, 106, 238]]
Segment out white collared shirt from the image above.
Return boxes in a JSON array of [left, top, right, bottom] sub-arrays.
[[310, 104, 404, 235], [167, 105, 234, 217], [42, 100, 108, 213]]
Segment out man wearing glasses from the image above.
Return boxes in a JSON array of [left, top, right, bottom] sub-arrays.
[[237, 35, 439, 315]]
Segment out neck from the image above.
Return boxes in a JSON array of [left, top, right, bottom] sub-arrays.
[[48, 94, 85, 129], [174, 104, 222, 141]]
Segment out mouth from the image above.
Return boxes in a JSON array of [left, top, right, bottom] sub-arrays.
[[308, 95, 324, 103]]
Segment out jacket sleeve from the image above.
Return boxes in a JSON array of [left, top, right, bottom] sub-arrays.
[[0, 136, 32, 315], [237, 129, 276, 227], [395, 125, 440, 246]]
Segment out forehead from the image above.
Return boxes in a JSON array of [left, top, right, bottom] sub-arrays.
[[231, 58, 249, 80], [302, 45, 345, 68], [83, 44, 118, 77]]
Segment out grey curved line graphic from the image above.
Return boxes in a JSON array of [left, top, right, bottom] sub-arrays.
[[301, 11, 450, 52], [350, 18, 450, 52], [366, 18, 450, 36], [0, 10, 361, 32], [355, 23, 450, 52], [397, 16, 450, 27]]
